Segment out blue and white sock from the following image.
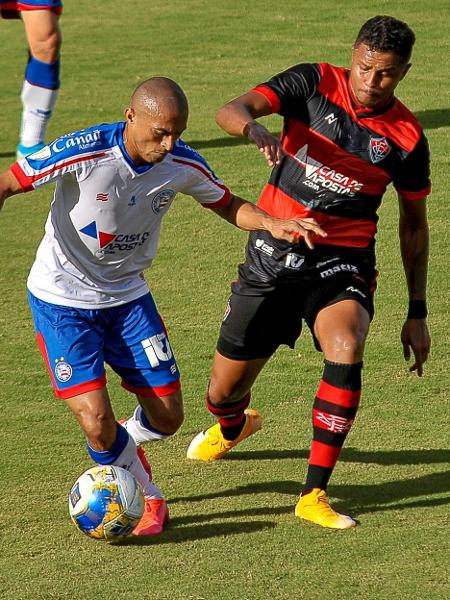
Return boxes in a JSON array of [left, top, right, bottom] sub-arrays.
[[123, 405, 170, 445], [87, 424, 163, 499], [19, 56, 60, 148]]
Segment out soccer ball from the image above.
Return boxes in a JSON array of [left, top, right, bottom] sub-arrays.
[[68, 465, 144, 541]]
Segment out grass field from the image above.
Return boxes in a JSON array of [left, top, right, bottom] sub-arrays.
[[0, 1, 449, 599]]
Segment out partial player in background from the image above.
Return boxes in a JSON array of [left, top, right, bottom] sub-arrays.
[[0, 0, 62, 157], [0, 77, 325, 536], [187, 16, 431, 529]]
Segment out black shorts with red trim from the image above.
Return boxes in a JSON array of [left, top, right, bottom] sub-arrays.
[[217, 235, 377, 360]]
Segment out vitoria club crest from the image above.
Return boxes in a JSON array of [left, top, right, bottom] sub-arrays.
[[151, 189, 175, 213], [369, 137, 391, 163]]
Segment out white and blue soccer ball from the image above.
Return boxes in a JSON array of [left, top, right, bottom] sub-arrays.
[[68, 465, 144, 541]]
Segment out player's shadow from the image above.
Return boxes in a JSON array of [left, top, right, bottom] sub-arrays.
[[0, 151, 16, 158], [186, 131, 279, 150], [118, 519, 277, 546], [224, 447, 450, 465], [415, 108, 450, 129], [169, 467, 450, 511], [122, 467, 449, 545]]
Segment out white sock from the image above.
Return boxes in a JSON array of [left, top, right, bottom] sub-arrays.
[[123, 405, 169, 444], [20, 80, 58, 147], [113, 434, 163, 500]]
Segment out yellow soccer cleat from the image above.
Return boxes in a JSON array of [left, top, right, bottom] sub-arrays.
[[187, 408, 262, 461], [295, 488, 356, 529]]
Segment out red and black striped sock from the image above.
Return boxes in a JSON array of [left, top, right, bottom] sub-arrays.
[[206, 392, 251, 440], [302, 360, 362, 495]]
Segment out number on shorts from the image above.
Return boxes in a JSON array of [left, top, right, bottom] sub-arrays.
[[141, 334, 173, 367]]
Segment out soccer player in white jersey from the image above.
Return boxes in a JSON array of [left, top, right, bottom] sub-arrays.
[[0, 77, 325, 536], [0, 0, 62, 157]]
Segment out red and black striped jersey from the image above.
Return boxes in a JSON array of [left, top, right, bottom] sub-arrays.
[[252, 62, 431, 248]]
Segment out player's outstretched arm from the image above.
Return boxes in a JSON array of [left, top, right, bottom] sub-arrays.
[[216, 91, 284, 167], [398, 195, 431, 376], [210, 194, 327, 248], [0, 170, 23, 211]]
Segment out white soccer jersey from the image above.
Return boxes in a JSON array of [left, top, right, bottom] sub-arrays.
[[11, 122, 231, 308]]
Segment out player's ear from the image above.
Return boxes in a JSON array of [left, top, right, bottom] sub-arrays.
[[125, 107, 136, 125], [400, 63, 411, 80]]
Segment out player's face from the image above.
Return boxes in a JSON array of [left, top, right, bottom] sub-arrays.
[[125, 106, 188, 165], [349, 43, 410, 109]]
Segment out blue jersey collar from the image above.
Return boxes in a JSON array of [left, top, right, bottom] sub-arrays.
[[118, 122, 154, 174]]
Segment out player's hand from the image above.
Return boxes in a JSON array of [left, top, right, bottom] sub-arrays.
[[245, 122, 284, 167], [0, 171, 22, 209], [400, 318, 431, 376], [265, 216, 327, 248]]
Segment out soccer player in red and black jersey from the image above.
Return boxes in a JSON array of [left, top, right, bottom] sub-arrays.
[[187, 15, 431, 529]]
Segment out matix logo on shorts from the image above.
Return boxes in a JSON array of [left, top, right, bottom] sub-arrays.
[[319, 263, 359, 278]]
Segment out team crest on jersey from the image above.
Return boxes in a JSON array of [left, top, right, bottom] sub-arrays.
[[369, 137, 391, 163], [54, 358, 73, 382], [151, 189, 175, 214]]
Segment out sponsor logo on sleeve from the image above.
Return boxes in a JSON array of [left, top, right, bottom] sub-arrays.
[[51, 129, 102, 153]]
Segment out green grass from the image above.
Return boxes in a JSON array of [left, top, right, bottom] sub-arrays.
[[0, 1, 449, 599]]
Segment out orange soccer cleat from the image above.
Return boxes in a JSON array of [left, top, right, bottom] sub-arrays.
[[132, 498, 169, 536]]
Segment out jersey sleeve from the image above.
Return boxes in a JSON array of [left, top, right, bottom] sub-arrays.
[[252, 63, 321, 117], [393, 132, 431, 200], [171, 142, 231, 208], [9, 127, 110, 192]]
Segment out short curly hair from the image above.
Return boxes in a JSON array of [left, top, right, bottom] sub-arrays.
[[354, 15, 416, 63]]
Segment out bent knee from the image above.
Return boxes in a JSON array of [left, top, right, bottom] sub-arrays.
[[154, 409, 184, 435], [322, 331, 367, 362], [208, 380, 249, 405], [82, 413, 117, 450], [141, 402, 184, 436]]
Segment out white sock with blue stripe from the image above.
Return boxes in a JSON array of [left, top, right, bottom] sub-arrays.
[[87, 424, 163, 499], [123, 405, 170, 444], [20, 56, 60, 148]]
